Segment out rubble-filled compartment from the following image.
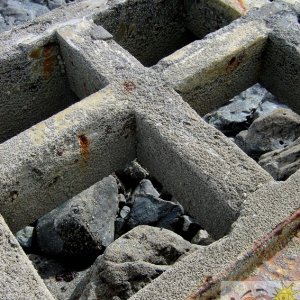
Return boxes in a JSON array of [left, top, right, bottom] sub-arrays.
[[15, 160, 215, 300], [203, 83, 300, 181], [0, 36, 107, 143], [95, 0, 240, 67]]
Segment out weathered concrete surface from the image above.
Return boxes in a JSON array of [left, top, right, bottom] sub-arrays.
[[0, 214, 54, 300], [130, 170, 300, 300], [0, 0, 300, 299], [0, 88, 136, 233], [154, 19, 270, 115]]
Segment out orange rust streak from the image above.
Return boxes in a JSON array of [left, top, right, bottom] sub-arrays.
[[43, 56, 55, 78], [237, 0, 246, 12], [78, 134, 90, 161]]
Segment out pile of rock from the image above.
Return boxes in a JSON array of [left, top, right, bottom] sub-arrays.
[[204, 84, 300, 180], [0, 0, 78, 33], [16, 160, 214, 300]]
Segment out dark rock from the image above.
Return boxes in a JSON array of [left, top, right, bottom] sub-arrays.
[[117, 160, 149, 188], [132, 179, 160, 198], [70, 226, 198, 300], [176, 215, 202, 241], [191, 229, 215, 246], [117, 194, 126, 207], [241, 108, 300, 157], [28, 254, 88, 300], [204, 83, 269, 136], [119, 206, 130, 219], [15, 226, 34, 250], [234, 130, 248, 153], [36, 176, 118, 259], [258, 137, 300, 181], [127, 194, 184, 230]]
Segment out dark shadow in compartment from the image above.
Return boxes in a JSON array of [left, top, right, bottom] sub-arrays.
[[95, 0, 239, 67]]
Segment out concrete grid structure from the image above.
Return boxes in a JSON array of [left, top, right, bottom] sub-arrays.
[[0, 0, 299, 298]]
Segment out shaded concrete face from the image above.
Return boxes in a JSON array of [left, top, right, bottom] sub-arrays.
[[0, 36, 79, 143], [0, 0, 300, 299]]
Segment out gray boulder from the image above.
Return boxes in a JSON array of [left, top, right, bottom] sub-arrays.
[[127, 194, 184, 230], [131, 179, 160, 198], [258, 137, 300, 181], [204, 83, 269, 136], [253, 93, 290, 120], [241, 108, 300, 156], [36, 176, 118, 259], [70, 225, 198, 300]]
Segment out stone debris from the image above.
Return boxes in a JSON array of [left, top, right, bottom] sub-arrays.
[[0, 0, 78, 33], [16, 226, 34, 250], [205, 84, 300, 180], [258, 137, 300, 181], [191, 229, 215, 246], [176, 215, 203, 241], [204, 83, 269, 136], [128, 194, 184, 230], [36, 176, 118, 259], [70, 225, 199, 300], [241, 108, 300, 157]]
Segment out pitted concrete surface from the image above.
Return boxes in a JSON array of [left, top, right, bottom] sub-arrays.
[[0, 0, 300, 299]]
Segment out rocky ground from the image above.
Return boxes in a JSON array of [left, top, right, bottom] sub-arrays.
[[0, 0, 79, 32], [16, 161, 214, 300], [204, 83, 300, 181]]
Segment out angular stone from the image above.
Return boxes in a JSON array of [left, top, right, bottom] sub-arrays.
[[117, 160, 149, 187], [253, 93, 290, 120], [176, 215, 202, 241], [70, 226, 198, 300], [204, 83, 269, 136], [127, 194, 184, 230], [258, 137, 300, 181], [16, 226, 34, 250], [36, 176, 118, 259], [243, 108, 300, 156], [119, 206, 130, 219], [191, 229, 215, 246], [132, 179, 160, 198]]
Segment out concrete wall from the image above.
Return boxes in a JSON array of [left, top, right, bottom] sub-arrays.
[[0, 0, 300, 299]]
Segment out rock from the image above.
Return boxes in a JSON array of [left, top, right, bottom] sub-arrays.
[[47, 0, 65, 10], [36, 176, 118, 259], [204, 83, 269, 136], [127, 178, 160, 205], [119, 206, 130, 219], [15, 226, 34, 250], [28, 254, 88, 300], [253, 93, 290, 120], [70, 226, 198, 300], [234, 130, 248, 153], [117, 193, 126, 207], [176, 215, 202, 241], [191, 229, 215, 246], [117, 160, 149, 188], [241, 108, 300, 157], [131, 179, 160, 198], [127, 194, 184, 230], [258, 137, 300, 181], [0, 0, 49, 32]]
